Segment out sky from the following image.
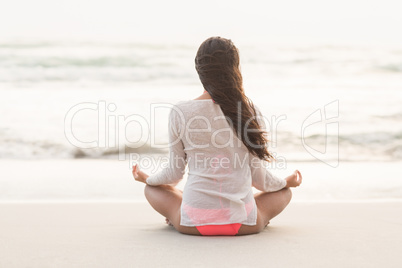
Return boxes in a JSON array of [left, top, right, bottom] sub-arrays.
[[1, 0, 401, 45]]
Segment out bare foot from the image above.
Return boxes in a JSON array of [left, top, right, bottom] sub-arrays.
[[165, 218, 173, 226]]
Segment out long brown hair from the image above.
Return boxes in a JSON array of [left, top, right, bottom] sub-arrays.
[[195, 36, 273, 161]]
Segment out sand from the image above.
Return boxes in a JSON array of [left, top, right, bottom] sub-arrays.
[[1, 159, 401, 267], [2, 159, 402, 202], [1, 201, 401, 268]]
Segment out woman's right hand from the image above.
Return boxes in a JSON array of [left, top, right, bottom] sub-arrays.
[[285, 170, 302, 188], [132, 164, 149, 184]]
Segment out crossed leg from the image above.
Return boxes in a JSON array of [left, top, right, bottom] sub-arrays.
[[144, 184, 201, 235], [144, 184, 292, 236], [236, 187, 292, 235]]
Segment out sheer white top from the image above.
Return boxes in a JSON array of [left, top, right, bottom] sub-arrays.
[[146, 99, 287, 227]]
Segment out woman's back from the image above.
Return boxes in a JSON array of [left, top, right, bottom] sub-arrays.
[[175, 99, 256, 226]]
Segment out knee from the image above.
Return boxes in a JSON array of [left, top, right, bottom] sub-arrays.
[[144, 184, 154, 201], [282, 187, 292, 203], [256, 224, 265, 234], [175, 225, 187, 234]]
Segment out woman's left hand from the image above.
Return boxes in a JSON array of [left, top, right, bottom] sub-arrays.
[[132, 164, 149, 184]]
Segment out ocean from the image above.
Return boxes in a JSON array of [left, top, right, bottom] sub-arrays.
[[1, 41, 401, 163]]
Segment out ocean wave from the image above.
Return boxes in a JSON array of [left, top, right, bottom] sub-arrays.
[[302, 131, 402, 146], [1, 41, 402, 71], [0, 136, 168, 159], [2, 130, 402, 161], [338, 132, 402, 145], [373, 113, 402, 120], [0, 42, 198, 84], [68, 145, 168, 159], [0, 42, 56, 49], [377, 63, 402, 73], [0, 54, 183, 68], [6, 56, 152, 68], [284, 131, 402, 160]]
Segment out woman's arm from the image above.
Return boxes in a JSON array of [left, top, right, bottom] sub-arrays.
[[132, 108, 187, 186], [249, 105, 302, 190], [249, 154, 302, 191], [249, 154, 287, 192]]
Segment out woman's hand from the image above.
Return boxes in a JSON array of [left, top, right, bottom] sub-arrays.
[[132, 164, 149, 184], [285, 170, 302, 188]]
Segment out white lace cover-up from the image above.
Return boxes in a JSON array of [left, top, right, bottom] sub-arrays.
[[146, 99, 287, 227]]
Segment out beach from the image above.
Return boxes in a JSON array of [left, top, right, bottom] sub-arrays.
[[1, 159, 402, 267], [1, 2, 402, 266], [1, 202, 401, 267], [1, 160, 402, 202]]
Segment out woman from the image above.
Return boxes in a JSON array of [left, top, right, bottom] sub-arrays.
[[132, 36, 302, 236]]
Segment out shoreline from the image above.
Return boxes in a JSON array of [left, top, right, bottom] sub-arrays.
[[1, 159, 402, 202]]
